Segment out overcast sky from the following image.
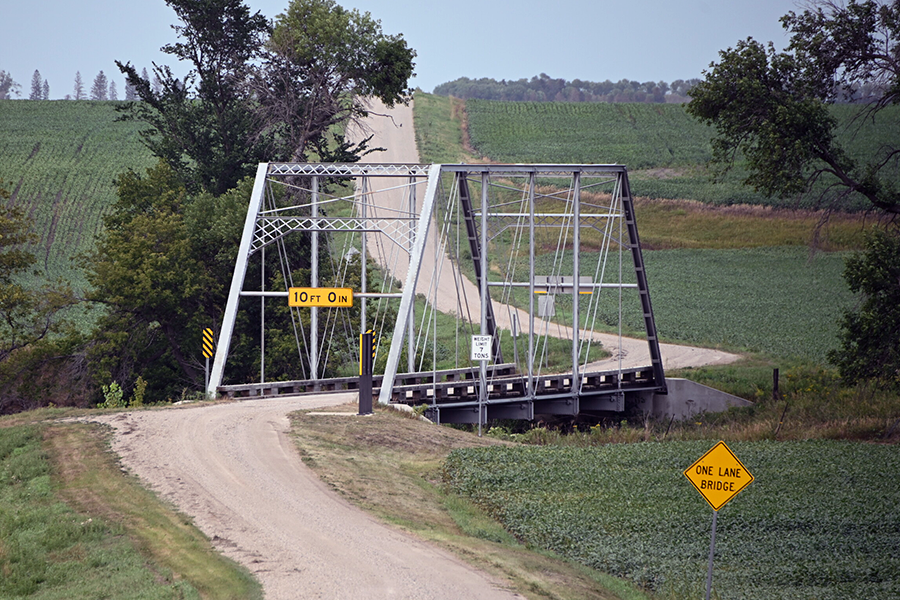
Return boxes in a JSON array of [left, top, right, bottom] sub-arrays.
[[1, 0, 801, 100]]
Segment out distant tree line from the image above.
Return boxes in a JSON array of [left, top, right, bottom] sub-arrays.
[[0, 68, 139, 100], [434, 72, 889, 104], [433, 74, 701, 103]]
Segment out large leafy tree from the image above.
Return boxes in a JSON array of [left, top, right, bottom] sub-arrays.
[[687, 0, 900, 386], [116, 0, 271, 195], [83, 162, 259, 399], [92, 0, 415, 399], [254, 0, 416, 161], [686, 0, 899, 215]]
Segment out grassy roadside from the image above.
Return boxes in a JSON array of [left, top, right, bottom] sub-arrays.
[[0, 409, 262, 600], [289, 403, 652, 600]]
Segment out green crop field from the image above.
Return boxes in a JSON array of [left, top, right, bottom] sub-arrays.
[[611, 247, 850, 362], [444, 441, 900, 600], [0, 100, 155, 290], [487, 247, 849, 363], [464, 99, 900, 211]]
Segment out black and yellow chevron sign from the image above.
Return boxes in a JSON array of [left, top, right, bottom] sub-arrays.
[[202, 328, 214, 358]]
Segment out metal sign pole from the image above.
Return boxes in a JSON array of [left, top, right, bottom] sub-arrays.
[[706, 510, 718, 600], [202, 328, 214, 398]]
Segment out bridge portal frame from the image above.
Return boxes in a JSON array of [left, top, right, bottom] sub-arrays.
[[207, 163, 666, 409]]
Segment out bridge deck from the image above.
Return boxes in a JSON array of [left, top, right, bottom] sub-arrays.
[[218, 364, 663, 422]]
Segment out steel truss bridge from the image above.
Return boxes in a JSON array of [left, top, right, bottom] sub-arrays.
[[208, 163, 667, 424]]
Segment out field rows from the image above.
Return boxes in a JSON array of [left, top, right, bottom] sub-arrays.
[[464, 99, 900, 211], [0, 101, 155, 289], [494, 247, 850, 363], [444, 441, 900, 599]]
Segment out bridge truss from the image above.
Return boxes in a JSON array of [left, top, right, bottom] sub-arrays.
[[207, 163, 666, 423]]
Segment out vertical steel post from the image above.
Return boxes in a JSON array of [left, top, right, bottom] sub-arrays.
[[360, 177, 368, 333], [378, 164, 441, 404], [207, 163, 269, 397], [527, 173, 536, 398], [706, 510, 718, 600], [311, 176, 318, 382], [478, 171, 490, 435], [359, 330, 374, 415], [572, 171, 581, 396], [407, 176, 416, 374], [620, 171, 666, 392], [260, 245, 265, 385], [458, 174, 502, 361]]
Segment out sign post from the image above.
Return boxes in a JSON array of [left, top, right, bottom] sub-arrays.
[[684, 441, 754, 600], [202, 328, 214, 397], [358, 330, 375, 415], [471, 335, 492, 436]]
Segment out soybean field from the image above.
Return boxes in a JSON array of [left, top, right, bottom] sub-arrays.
[[0, 101, 155, 291], [444, 441, 900, 600]]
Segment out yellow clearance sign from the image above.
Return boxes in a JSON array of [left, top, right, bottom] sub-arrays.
[[288, 287, 353, 308], [684, 441, 754, 511]]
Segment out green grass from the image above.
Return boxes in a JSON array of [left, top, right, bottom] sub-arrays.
[[412, 93, 863, 365], [412, 92, 475, 163], [444, 441, 900, 599], [642, 247, 852, 362], [0, 424, 201, 599], [0, 100, 155, 291]]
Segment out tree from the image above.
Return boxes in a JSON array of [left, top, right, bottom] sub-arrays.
[[73, 71, 84, 100], [253, 0, 416, 161], [686, 0, 899, 215], [82, 161, 305, 399], [94, 0, 415, 399], [828, 230, 900, 388], [91, 71, 108, 100], [0, 70, 20, 99], [117, 0, 415, 194], [30, 70, 42, 100], [42, 79, 49, 100], [116, 0, 271, 195], [108, 79, 118, 100], [688, 0, 900, 386], [0, 179, 75, 365]]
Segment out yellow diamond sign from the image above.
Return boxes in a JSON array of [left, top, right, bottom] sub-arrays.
[[684, 441, 754, 511]]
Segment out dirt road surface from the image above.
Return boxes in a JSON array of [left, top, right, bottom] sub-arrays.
[[348, 98, 740, 371], [91, 396, 522, 599]]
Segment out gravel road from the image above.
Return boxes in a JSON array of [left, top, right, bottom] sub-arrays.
[[91, 396, 522, 599]]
